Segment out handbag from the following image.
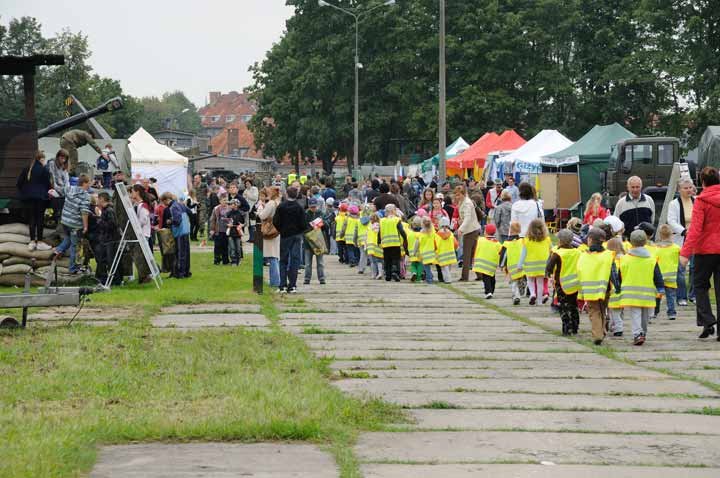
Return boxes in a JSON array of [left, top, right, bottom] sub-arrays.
[[157, 228, 176, 255], [261, 219, 280, 240]]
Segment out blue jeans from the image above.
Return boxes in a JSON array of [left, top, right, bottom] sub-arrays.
[[666, 287, 677, 317], [677, 256, 696, 301], [423, 264, 434, 284], [304, 249, 325, 282], [56, 225, 80, 272], [347, 245, 359, 265], [280, 234, 302, 289], [268, 257, 280, 287]]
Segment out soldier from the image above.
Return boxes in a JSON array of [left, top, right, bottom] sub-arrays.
[[60, 129, 109, 175], [193, 174, 208, 240]]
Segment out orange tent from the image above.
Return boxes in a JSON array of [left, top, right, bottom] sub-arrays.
[[446, 132, 498, 171]]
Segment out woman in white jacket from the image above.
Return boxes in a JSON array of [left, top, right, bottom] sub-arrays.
[[667, 179, 695, 304], [511, 182, 544, 238]]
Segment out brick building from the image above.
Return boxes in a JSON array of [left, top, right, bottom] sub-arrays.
[[198, 91, 263, 158]]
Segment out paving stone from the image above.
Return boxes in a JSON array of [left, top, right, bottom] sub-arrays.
[[28, 306, 133, 321], [151, 313, 269, 328], [90, 443, 337, 477], [361, 464, 720, 478], [406, 409, 720, 434], [329, 359, 629, 371], [334, 367, 669, 380], [160, 303, 262, 314], [355, 431, 720, 466], [334, 377, 716, 396], [307, 339, 588, 353], [315, 350, 610, 362], [350, 390, 720, 412]]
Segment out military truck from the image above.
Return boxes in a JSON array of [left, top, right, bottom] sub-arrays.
[[603, 136, 682, 220]]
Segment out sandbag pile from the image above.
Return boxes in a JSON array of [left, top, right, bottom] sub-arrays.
[[0, 223, 84, 287]]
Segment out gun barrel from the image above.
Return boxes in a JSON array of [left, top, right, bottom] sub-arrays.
[[37, 97, 124, 138]]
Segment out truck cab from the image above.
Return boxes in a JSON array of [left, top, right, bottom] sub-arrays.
[[604, 137, 681, 216]]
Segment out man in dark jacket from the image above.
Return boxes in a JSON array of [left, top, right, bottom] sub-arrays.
[[94, 192, 120, 284], [373, 183, 400, 211], [273, 187, 309, 293]]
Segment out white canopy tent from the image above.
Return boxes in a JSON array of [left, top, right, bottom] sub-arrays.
[[129, 127, 189, 198], [497, 130, 573, 174]]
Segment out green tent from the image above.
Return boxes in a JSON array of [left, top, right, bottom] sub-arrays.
[[543, 123, 636, 204], [420, 137, 470, 172]]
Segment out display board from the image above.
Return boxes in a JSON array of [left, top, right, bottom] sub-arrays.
[[111, 182, 162, 288], [538, 173, 581, 210]]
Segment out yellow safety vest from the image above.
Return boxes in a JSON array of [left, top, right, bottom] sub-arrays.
[[405, 229, 420, 262], [654, 244, 679, 288], [619, 254, 658, 308], [288, 173, 297, 184], [608, 256, 623, 309], [380, 216, 401, 248], [577, 250, 615, 301], [503, 239, 525, 280], [523, 237, 551, 278], [578, 243, 589, 252], [345, 216, 359, 246], [357, 220, 368, 247], [472, 237, 502, 276], [335, 213, 347, 242], [435, 232, 457, 266], [366, 224, 383, 258], [554, 248, 581, 295], [414, 230, 434, 264], [300, 175, 307, 184]]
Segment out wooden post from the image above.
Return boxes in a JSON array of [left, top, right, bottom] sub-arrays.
[[253, 224, 264, 294], [23, 71, 35, 121]]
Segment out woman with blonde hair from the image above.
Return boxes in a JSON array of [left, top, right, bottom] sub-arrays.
[[583, 192, 609, 225], [257, 186, 281, 287], [454, 185, 481, 281]]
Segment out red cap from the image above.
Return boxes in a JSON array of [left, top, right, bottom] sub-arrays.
[[484, 224, 497, 236], [339, 203, 349, 212]]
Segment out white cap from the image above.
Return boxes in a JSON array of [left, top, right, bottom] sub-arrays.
[[325, 197, 335, 206], [603, 215, 624, 234]]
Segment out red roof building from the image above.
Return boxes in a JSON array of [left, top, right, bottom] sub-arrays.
[[197, 91, 264, 158]]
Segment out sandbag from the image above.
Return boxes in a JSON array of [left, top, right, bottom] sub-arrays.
[[0, 243, 55, 260], [0, 264, 32, 275], [0, 274, 45, 287], [0, 223, 56, 238], [0, 254, 9, 261], [36, 265, 72, 276], [0, 233, 31, 244]]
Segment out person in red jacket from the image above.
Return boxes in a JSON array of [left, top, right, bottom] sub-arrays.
[[680, 167, 720, 340], [583, 192, 609, 224]]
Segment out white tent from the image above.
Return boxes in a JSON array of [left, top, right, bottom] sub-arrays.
[[129, 127, 189, 198], [498, 130, 573, 174]]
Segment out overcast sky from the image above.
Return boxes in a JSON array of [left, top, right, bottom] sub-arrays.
[[1, 0, 294, 106]]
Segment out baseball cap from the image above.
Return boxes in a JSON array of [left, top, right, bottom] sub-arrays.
[[439, 216, 450, 228], [485, 224, 497, 235], [603, 216, 624, 235], [309, 197, 319, 207], [325, 197, 335, 206]]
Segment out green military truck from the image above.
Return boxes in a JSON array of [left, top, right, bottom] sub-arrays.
[[603, 136, 683, 220]]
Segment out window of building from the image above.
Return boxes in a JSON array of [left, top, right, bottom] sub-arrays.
[[225, 115, 236, 123], [658, 144, 674, 165], [238, 147, 249, 157], [241, 114, 252, 123], [211, 115, 220, 123]]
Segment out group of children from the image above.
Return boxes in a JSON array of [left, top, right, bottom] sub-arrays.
[[330, 198, 680, 347]]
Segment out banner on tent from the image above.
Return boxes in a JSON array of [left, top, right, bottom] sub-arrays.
[[515, 160, 542, 174]]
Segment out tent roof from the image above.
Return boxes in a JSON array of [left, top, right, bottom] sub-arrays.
[[699, 126, 720, 169], [543, 123, 635, 166], [499, 130, 573, 170], [421, 137, 471, 171], [449, 130, 525, 168], [129, 127, 188, 166]]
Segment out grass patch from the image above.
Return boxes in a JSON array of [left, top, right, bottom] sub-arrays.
[[0, 253, 405, 477], [302, 327, 347, 335], [337, 370, 377, 379], [423, 401, 461, 409]]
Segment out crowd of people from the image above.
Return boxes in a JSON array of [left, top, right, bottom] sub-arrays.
[[253, 168, 720, 347]]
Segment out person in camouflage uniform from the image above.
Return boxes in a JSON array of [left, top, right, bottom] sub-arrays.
[[60, 129, 109, 175], [193, 174, 208, 239]]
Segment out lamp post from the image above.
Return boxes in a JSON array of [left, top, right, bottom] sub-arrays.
[[438, 0, 447, 182], [165, 108, 190, 130], [318, 0, 396, 176]]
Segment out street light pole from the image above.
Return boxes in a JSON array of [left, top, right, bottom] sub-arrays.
[[319, 0, 395, 177], [438, 0, 447, 182]]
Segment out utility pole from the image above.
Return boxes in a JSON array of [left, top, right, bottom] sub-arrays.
[[354, 18, 360, 177], [438, 0, 447, 182]]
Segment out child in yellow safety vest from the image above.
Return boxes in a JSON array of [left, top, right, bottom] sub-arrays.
[[366, 213, 384, 280], [545, 229, 581, 336], [407, 216, 424, 282], [519, 219, 552, 306], [605, 238, 626, 337], [500, 221, 525, 305], [342, 204, 361, 267], [335, 203, 348, 264], [435, 216, 458, 283], [378, 204, 408, 282], [357, 204, 373, 275], [619, 230, 666, 346], [416, 217, 437, 283], [473, 223, 502, 298], [653, 224, 680, 321], [577, 227, 621, 345]]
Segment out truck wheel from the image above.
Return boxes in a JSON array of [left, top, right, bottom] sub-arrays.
[[0, 317, 20, 329]]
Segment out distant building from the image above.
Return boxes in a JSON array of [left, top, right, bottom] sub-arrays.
[[198, 91, 264, 158], [152, 129, 210, 154]]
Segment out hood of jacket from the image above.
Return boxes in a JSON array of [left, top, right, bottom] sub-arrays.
[[437, 229, 452, 239], [512, 199, 537, 215], [698, 184, 720, 208], [65, 185, 88, 201], [628, 246, 652, 258]]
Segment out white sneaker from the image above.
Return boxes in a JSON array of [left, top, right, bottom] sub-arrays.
[[35, 242, 52, 251], [27, 242, 36, 251], [485, 293, 493, 299]]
